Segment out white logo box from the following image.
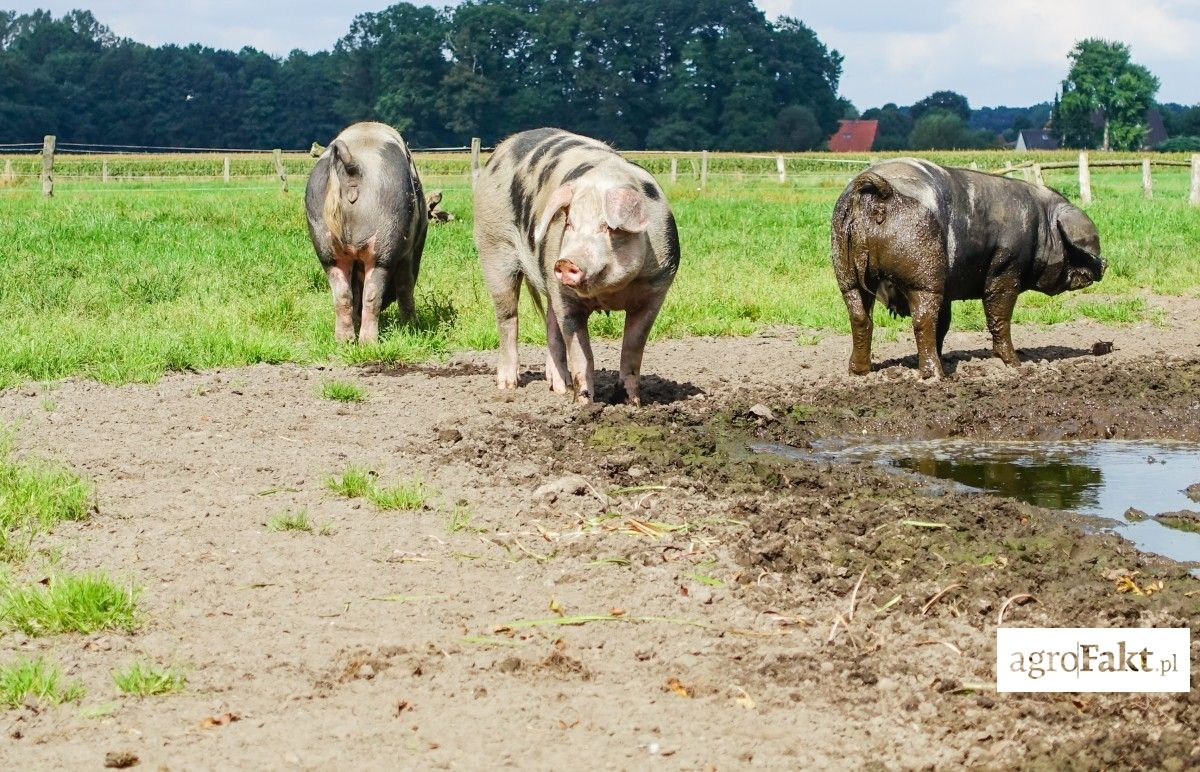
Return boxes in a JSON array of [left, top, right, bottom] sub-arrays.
[[997, 628, 1191, 693]]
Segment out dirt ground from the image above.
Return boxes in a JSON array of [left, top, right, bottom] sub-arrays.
[[2, 295, 1198, 770]]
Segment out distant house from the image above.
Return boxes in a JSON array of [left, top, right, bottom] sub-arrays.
[[829, 120, 878, 152], [1015, 129, 1059, 151]]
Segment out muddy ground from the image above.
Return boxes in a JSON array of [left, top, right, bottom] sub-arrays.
[[2, 295, 1198, 770]]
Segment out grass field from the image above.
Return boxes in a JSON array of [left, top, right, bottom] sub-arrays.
[[0, 151, 1197, 387]]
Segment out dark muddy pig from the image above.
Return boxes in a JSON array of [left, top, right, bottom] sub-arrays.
[[305, 122, 428, 343], [474, 128, 680, 405], [832, 158, 1106, 378]]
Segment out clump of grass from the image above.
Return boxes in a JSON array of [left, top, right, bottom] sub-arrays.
[[326, 465, 432, 511], [111, 661, 185, 697], [368, 479, 430, 511], [325, 465, 374, 499], [446, 503, 482, 533], [0, 657, 85, 708], [319, 380, 366, 403], [1, 573, 138, 636], [266, 509, 312, 533], [0, 436, 92, 562]]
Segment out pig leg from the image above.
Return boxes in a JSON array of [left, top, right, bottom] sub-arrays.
[[326, 257, 356, 344], [841, 288, 875, 375], [908, 290, 945, 379], [618, 297, 665, 406], [544, 305, 570, 394], [983, 277, 1021, 366], [358, 261, 388, 345], [481, 261, 521, 389], [935, 301, 952, 357], [559, 308, 595, 404], [392, 256, 417, 324]]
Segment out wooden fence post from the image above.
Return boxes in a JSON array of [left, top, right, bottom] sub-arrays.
[[3, 158, 13, 184], [41, 134, 55, 197], [223, 156, 231, 183], [969, 162, 978, 171], [102, 159, 109, 184], [470, 137, 482, 187], [1078, 151, 1092, 205], [1033, 164, 1044, 187], [273, 149, 287, 193], [670, 157, 677, 184], [1190, 155, 1200, 206], [1142, 158, 1152, 199], [776, 155, 786, 183], [700, 150, 709, 190], [1021, 166, 1032, 183]]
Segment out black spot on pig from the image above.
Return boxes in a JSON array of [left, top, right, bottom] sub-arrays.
[[562, 163, 594, 184], [642, 182, 661, 201], [511, 128, 559, 165]]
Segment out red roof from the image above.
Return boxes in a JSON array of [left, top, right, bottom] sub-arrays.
[[829, 119, 878, 152]]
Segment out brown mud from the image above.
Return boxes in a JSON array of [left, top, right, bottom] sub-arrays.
[[1, 298, 1198, 769]]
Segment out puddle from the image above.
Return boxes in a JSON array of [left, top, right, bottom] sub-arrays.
[[752, 439, 1200, 569]]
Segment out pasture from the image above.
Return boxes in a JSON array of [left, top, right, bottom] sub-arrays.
[[0, 150, 1197, 388], [0, 150, 1198, 768]]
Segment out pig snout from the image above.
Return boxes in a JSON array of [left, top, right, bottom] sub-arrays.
[[554, 259, 585, 287]]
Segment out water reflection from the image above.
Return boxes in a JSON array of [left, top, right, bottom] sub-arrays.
[[891, 450, 1103, 511]]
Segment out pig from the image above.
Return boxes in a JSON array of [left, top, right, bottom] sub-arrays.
[[304, 122, 428, 343], [831, 158, 1106, 378], [474, 128, 680, 405]]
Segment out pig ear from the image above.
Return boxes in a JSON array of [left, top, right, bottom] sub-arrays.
[[1055, 206, 1099, 259], [534, 184, 574, 245], [604, 187, 650, 234]]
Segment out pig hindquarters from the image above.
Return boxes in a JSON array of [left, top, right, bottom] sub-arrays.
[[305, 122, 428, 344], [474, 128, 680, 405]]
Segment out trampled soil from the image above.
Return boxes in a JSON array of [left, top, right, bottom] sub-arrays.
[[2, 295, 1199, 770]]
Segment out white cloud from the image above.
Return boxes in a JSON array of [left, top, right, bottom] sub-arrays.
[[770, 0, 1200, 106]]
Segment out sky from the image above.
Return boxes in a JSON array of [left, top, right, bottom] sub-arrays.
[[9, 0, 1199, 109]]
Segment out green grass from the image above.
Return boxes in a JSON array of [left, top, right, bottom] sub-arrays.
[[367, 479, 430, 512], [325, 465, 431, 511], [1, 573, 138, 636], [320, 380, 366, 403], [325, 465, 374, 499], [0, 157, 1196, 387], [0, 657, 85, 708], [111, 661, 185, 697], [0, 436, 92, 563], [266, 509, 313, 532]]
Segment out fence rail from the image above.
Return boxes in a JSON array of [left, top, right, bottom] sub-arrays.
[[3, 136, 1198, 206]]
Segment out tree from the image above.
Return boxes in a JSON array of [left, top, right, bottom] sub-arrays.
[[772, 105, 824, 151], [861, 103, 911, 150], [910, 90, 970, 123], [1057, 39, 1159, 150], [908, 110, 977, 150]]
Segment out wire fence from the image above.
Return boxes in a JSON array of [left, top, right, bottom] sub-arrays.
[[2, 138, 1198, 205]]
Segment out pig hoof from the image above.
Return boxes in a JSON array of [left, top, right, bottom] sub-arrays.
[[848, 364, 871, 376]]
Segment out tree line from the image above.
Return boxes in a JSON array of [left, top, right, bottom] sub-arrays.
[[0, 2, 845, 151], [1, 7, 1195, 153]]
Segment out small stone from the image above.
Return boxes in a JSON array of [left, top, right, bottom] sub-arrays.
[[534, 475, 592, 500], [1123, 507, 1148, 522], [104, 751, 139, 769], [1091, 341, 1114, 356], [748, 404, 776, 421], [496, 657, 522, 674], [357, 664, 376, 680], [437, 428, 463, 444], [627, 466, 646, 479]]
